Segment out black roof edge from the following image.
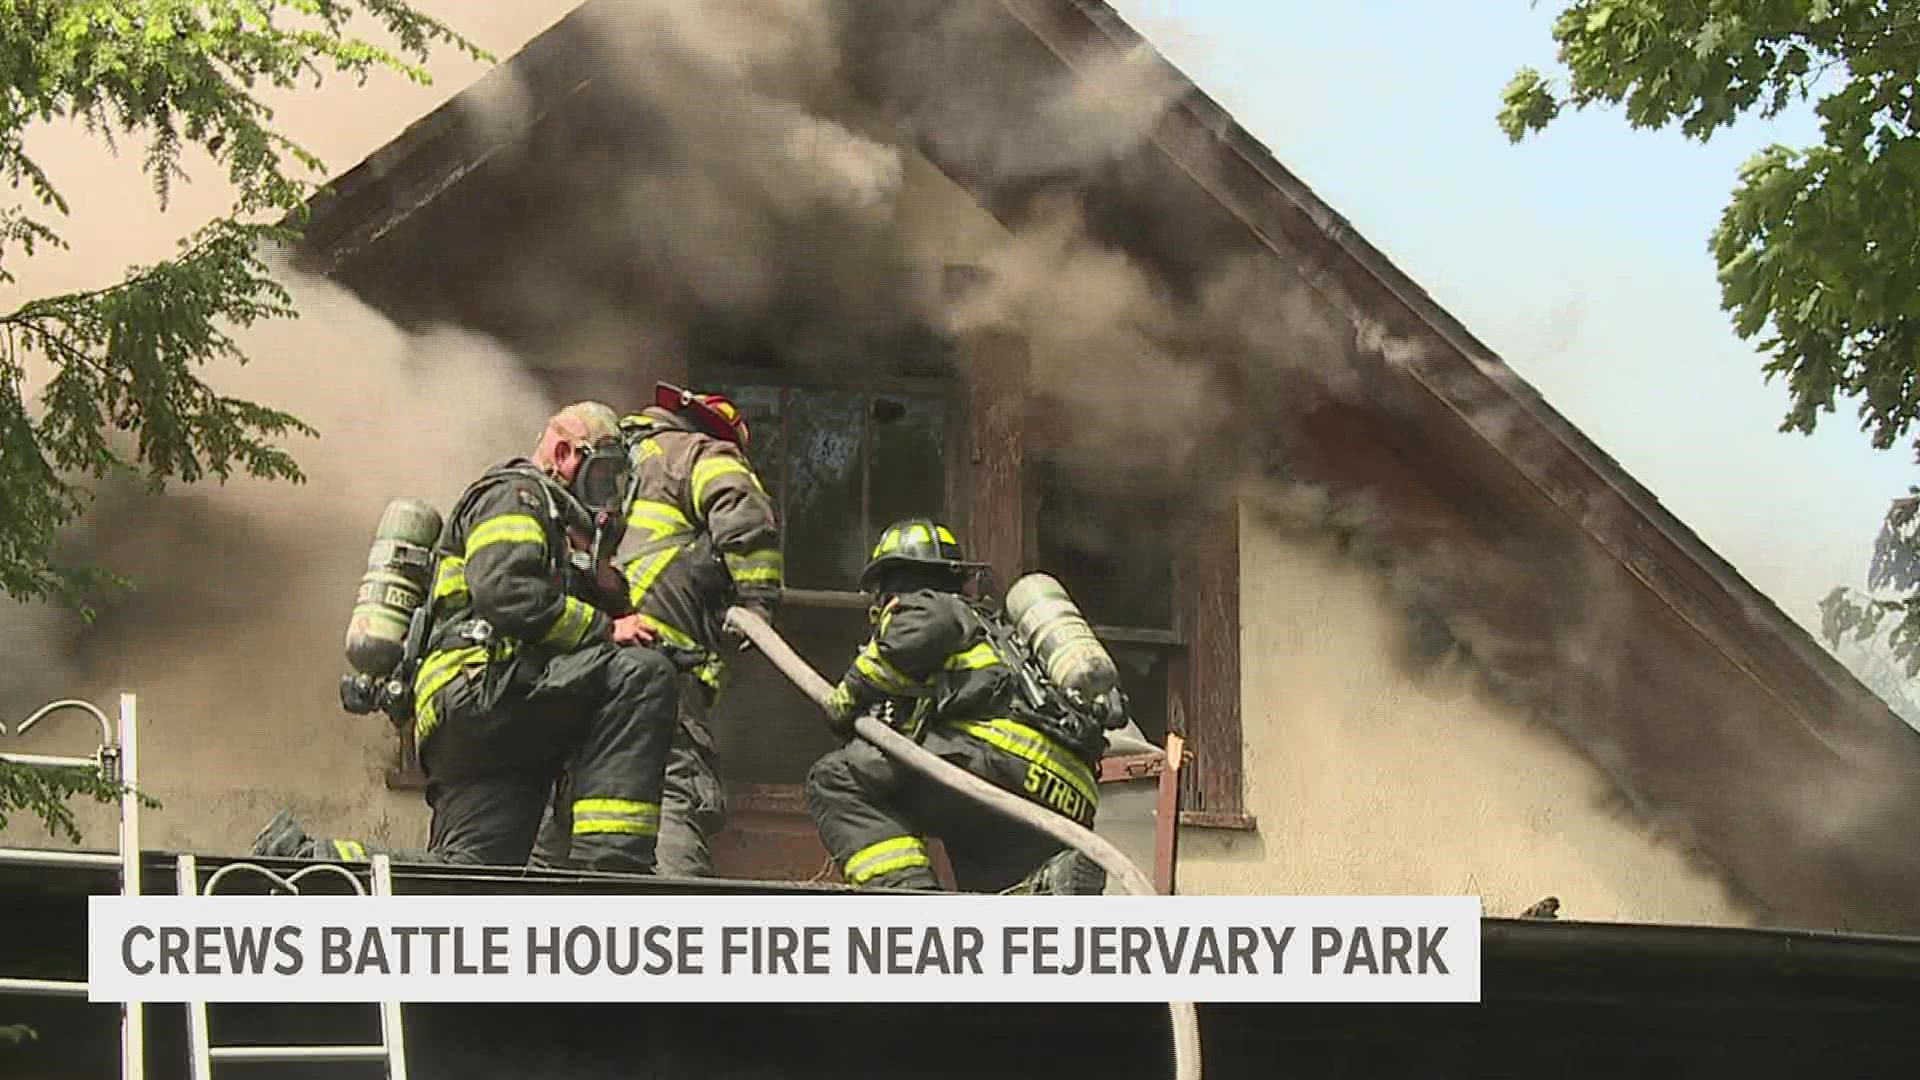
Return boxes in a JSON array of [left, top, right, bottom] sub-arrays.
[[8, 848, 1920, 982]]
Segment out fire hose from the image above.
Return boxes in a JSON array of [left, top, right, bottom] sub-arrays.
[[724, 606, 1203, 1080]]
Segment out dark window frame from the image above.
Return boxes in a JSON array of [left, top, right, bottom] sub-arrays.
[[389, 366, 1250, 830], [1025, 470, 1252, 830], [700, 366, 959, 606]]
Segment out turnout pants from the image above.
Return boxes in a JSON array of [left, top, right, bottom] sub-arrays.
[[416, 640, 681, 872], [805, 717, 1101, 892], [529, 678, 728, 877]]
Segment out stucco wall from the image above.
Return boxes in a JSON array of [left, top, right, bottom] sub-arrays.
[[1174, 507, 1755, 925]]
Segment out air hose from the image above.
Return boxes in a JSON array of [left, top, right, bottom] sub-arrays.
[[724, 606, 1203, 1080]]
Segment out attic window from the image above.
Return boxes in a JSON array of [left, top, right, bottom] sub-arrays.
[[708, 381, 949, 594], [1034, 460, 1179, 746]]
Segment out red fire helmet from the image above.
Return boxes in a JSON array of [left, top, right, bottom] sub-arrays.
[[654, 382, 751, 450]]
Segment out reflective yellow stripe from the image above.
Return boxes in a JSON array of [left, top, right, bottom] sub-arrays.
[[724, 548, 784, 586], [621, 544, 683, 607], [574, 797, 660, 815], [466, 513, 546, 557], [639, 614, 700, 650], [903, 698, 933, 740], [691, 456, 759, 512], [943, 642, 1000, 671], [411, 645, 490, 745], [332, 839, 367, 861], [432, 556, 468, 602], [538, 596, 597, 650], [826, 683, 856, 721], [573, 820, 659, 836], [571, 797, 661, 837], [854, 640, 925, 696], [626, 498, 692, 539], [844, 835, 930, 885], [953, 718, 1098, 808], [935, 525, 957, 545]]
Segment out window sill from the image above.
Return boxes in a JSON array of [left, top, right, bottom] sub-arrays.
[[1178, 810, 1258, 832], [1100, 751, 1165, 784], [780, 588, 870, 610], [386, 767, 428, 792]]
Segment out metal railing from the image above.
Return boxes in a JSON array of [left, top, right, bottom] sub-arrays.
[[0, 693, 145, 1080], [176, 853, 410, 1080]]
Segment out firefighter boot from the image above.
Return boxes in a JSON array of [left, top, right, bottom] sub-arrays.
[[249, 808, 369, 862], [1004, 849, 1107, 896], [250, 808, 319, 858]]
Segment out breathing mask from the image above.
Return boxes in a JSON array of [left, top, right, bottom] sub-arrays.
[[564, 435, 634, 569]]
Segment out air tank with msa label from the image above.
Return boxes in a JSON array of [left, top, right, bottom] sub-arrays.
[[1004, 572, 1121, 709], [343, 497, 444, 680]]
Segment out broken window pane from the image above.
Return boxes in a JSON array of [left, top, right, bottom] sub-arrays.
[[702, 381, 948, 592], [868, 394, 946, 534], [784, 389, 868, 590]]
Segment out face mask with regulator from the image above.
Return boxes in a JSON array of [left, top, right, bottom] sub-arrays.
[[557, 434, 634, 584]]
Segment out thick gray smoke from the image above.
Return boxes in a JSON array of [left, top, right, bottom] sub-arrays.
[[4, 0, 1916, 929], [1, 270, 553, 850]]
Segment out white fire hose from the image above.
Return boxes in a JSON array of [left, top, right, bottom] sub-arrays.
[[724, 606, 1203, 1080]]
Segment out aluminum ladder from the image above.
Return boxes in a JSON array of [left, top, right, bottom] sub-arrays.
[[0, 693, 148, 1080], [174, 852, 410, 1080]]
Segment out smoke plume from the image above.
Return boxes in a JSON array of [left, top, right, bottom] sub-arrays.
[[3, 0, 1916, 930], [2, 268, 553, 851]]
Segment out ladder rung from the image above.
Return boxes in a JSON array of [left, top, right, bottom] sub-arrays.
[[0, 847, 121, 869], [210, 1045, 392, 1064], [0, 977, 88, 998], [0, 751, 99, 770]]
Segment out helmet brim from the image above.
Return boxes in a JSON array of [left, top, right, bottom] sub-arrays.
[[858, 554, 988, 593]]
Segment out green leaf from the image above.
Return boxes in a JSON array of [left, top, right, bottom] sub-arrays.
[[0, 1, 490, 611], [1503, 0, 1920, 709]]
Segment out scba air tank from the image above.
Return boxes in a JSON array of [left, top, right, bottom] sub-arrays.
[[1004, 572, 1120, 706], [343, 497, 445, 677]]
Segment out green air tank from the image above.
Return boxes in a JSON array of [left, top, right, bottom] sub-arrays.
[[343, 497, 444, 678], [1004, 572, 1120, 706]]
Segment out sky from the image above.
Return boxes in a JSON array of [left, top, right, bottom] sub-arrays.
[[1106, 0, 1914, 637]]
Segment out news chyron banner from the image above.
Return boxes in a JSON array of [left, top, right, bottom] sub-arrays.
[[88, 894, 1481, 1003]]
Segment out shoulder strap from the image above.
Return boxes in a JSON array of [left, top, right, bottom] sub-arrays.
[[441, 460, 568, 566]]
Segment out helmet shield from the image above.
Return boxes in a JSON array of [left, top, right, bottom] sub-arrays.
[[858, 518, 986, 593]]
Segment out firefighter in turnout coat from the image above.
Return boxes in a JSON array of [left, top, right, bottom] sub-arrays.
[[804, 519, 1107, 894], [253, 403, 683, 871], [530, 383, 782, 876]]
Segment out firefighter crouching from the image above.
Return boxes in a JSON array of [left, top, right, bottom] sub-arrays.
[[530, 383, 783, 877], [804, 518, 1108, 895], [253, 403, 682, 872]]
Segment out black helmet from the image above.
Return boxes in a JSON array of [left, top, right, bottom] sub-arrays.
[[859, 518, 985, 593]]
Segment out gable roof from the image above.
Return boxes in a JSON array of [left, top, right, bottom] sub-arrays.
[[296, 0, 1899, 739], [289, 0, 1920, 923]]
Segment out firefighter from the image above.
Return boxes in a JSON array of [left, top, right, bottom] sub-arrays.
[[253, 402, 682, 871], [528, 382, 782, 877], [803, 518, 1107, 895]]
